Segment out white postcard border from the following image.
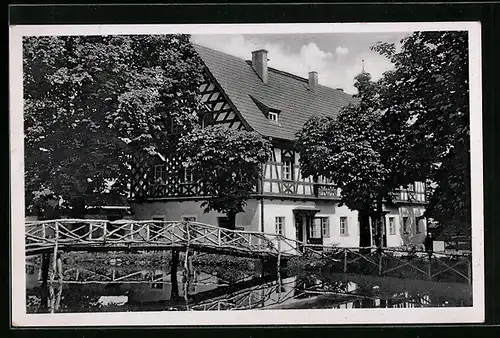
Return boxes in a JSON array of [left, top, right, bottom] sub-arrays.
[[9, 21, 484, 326]]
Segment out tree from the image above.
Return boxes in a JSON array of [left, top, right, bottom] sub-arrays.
[[178, 126, 272, 230], [24, 35, 205, 217], [372, 31, 470, 233], [296, 71, 401, 248]]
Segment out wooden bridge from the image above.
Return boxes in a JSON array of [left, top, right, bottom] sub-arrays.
[[25, 219, 345, 259], [25, 219, 473, 285]]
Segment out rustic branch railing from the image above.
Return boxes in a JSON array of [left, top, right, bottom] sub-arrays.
[[188, 278, 298, 311], [25, 219, 309, 258], [26, 219, 472, 285]]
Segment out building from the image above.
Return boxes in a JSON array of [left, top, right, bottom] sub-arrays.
[[129, 44, 427, 248], [25, 205, 133, 222]]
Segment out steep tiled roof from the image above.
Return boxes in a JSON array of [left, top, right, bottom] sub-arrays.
[[193, 44, 356, 141]]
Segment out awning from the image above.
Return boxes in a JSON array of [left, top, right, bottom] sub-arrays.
[[292, 207, 321, 215]]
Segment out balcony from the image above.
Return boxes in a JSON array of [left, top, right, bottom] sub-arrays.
[[390, 189, 426, 204]]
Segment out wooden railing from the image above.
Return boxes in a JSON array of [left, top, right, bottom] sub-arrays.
[[26, 219, 472, 285], [188, 278, 298, 311], [25, 219, 319, 258], [295, 246, 472, 285]]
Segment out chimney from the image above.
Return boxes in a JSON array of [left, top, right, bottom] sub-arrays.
[[251, 49, 268, 84], [308, 71, 318, 92]]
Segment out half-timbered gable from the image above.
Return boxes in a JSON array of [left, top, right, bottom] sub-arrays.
[[130, 69, 249, 199], [198, 74, 248, 130], [261, 145, 339, 199]]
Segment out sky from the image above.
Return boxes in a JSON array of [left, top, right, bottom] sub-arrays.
[[192, 32, 410, 94]]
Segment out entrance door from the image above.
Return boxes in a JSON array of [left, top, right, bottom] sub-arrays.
[[307, 216, 323, 246], [217, 216, 230, 229], [295, 216, 304, 243]]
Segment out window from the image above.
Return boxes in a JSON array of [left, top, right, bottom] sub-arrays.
[[154, 165, 165, 183], [416, 218, 422, 234], [403, 217, 410, 234], [309, 220, 322, 238], [282, 159, 292, 180], [314, 217, 330, 238], [182, 168, 194, 183], [389, 217, 396, 235], [275, 217, 285, 235], [269, 111, 279, 122], [182, 216, 197, 222], [340, 217, 348, 236]]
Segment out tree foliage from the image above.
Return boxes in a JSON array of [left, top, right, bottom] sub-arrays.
[[372, 31, 470, 232], [297, 30, 471, 240], [178, 126, 272, 229], [24, 35, 205, 217], [296, 71, 398, 247]]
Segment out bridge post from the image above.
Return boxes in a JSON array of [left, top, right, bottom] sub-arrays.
[[171, 250, 179, 298], [56, 252, 63, 281], [183, 222, 193, 279], [50, 222, 59, 283], [88, 222, 93, 240], [277, 237, 281, 271], [427, 252, 432, 281], [41, 253, 51, 286], [378, 249, 383, 276], [103, 221, 107, 244]]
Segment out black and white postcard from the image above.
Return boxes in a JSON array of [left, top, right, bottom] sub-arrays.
[[9, 22, 484, 326]]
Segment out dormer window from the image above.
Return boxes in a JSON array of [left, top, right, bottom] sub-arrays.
[[249, 95, 281, 123], [269, 111, 279, 122]]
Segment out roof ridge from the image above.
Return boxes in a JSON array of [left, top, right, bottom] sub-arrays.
[[195, 43, 350, 93], [192, 42, 357, 141]]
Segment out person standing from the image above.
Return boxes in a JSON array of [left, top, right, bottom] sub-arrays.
[[424, 232, 434, 254]]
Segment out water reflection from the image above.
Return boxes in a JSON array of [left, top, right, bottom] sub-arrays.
[[26, 263, 472, 313]]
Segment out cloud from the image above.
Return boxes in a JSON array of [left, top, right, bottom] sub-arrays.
[[300, 42, 334, 70], [192, 34, 395, 94], [335, 46, 349, 55]]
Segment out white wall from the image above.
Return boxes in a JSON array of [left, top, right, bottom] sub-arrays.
[[260, 199, 360, 248], [320, 204, 360, 248], [131, 199, 261, 232], [131, 198, 426, 248], [385, 207, 403, 247]]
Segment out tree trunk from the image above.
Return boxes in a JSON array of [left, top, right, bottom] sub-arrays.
[[374, 197, 385, 250], [69, 199, 86, 219], [227, 211, 237, 231], [358, 211, 371, 248], [41, 253, 51, 286]]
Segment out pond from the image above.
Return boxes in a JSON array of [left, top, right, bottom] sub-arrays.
[[25, 252, 472, 313]]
